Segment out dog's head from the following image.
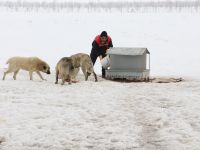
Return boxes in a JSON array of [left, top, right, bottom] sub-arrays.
[[86, 72, 91, 77], [43, 64, 51, 74], [38, 62, 51, 74]]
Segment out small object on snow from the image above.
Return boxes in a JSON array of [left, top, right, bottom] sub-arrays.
[[151, 77, 183, 83], [65, 78, 79, 83]]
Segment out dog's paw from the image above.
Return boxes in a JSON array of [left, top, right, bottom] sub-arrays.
[[0, 137, 6, 144]]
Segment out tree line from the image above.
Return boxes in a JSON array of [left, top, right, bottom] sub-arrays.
[[0, 1, 200, 12]]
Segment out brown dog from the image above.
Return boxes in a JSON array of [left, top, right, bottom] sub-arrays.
[[2, 57, 50, 80], [70, 53, 97, 82], [55, 57, 78, 85]]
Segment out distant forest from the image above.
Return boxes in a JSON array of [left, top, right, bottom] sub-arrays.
[[0, 1, 200, 12]]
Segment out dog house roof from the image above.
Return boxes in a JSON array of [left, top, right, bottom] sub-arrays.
[[107, 47, 150, 56]]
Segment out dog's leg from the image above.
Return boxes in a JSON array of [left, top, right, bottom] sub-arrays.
[[68, 75, 72, 85], [86, 72, 91, 81], [55, 70, 59, 84], [2, 73, 6, 80], [81, 67, 87, 81], [93, 71, 98, 82], [61, 78, 65, 85], [36, 71, 44, 80], [13, 69, 20, 80], [2, 69, 13, 80], [29, 71, 33, 80], [84, 75, 88, 81]]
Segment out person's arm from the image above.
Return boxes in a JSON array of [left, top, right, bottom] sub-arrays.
[[92, 40, 104, 57], [109, 40, 113, 48], [106, 39, 113, 53], [92, 41, 100, 54]]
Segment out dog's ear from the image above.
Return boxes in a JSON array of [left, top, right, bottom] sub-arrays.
[[37, 62, 46, 71]]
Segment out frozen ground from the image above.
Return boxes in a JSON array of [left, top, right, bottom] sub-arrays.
[[0, 10, 200, 150], [0, 70, 200, 150]]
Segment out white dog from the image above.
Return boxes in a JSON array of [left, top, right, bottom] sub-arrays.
[[2, 57, 50, 80]]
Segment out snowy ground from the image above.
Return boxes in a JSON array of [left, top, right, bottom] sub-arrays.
[[0, 10, 200, 150], [0, 70, 200, 150]]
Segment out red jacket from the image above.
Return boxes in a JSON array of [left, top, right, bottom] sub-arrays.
[[95, 35, 112, 47], [91, 35, 113, 57]]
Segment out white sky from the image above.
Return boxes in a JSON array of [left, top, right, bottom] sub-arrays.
[[0, 0, 194, 2]]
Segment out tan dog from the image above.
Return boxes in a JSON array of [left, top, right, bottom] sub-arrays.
[[2, 57, 50, 80], [70, 53, 97, 82], [55, 57, 78, 85]]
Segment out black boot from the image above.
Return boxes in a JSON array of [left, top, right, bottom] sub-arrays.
[[102, 67, 106, 78]]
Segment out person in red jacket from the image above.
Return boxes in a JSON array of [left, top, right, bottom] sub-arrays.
[[90, 31, 113, 78]]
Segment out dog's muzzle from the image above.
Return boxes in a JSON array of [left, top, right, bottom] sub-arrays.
[[47, 70, 51, 74], [87, 72, 91, 76]]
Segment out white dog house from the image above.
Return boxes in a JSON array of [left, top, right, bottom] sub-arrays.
[[105, 47, 150, 81]]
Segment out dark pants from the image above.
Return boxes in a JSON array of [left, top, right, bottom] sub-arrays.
[[90, 49, 106, 77]]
